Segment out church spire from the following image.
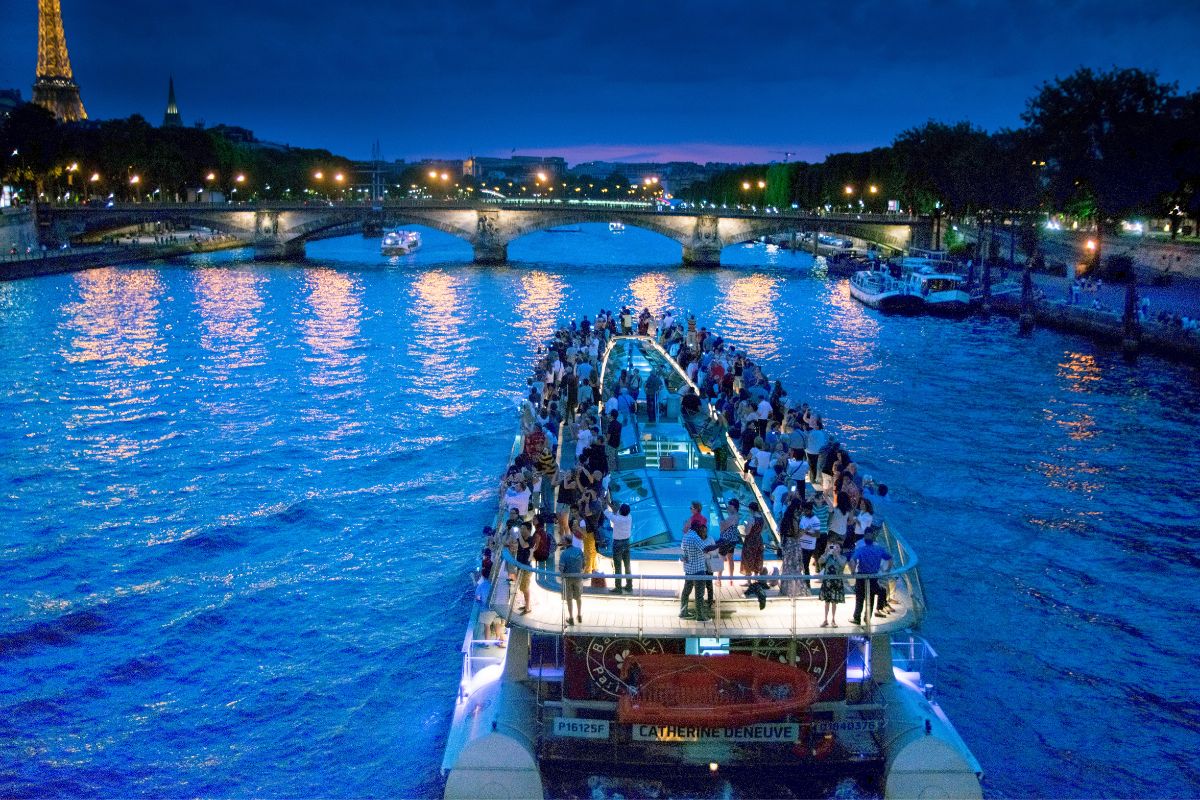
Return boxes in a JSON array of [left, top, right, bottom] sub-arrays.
[[162, 76, 183, 128]]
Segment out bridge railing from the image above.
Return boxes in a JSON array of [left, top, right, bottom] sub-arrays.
[[38, 199, 923, 223]]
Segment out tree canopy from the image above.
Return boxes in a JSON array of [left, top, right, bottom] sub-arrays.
[[681, 67, 1199, 224]]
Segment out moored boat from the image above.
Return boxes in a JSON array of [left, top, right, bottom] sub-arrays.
[[441, 314, 982, 800], [381, 229, 421, 255], [902, 267, 971, 315], [850, 268, 923, 314]]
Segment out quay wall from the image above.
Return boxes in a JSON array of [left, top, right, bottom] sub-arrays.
[[988, 296, 1200, 365], [1, 207, 38, 254], [0, 239, 247, 281]]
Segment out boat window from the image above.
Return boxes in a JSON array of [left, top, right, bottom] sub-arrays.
[[926, 278, 960, 292], [687, 637, 731, 656]]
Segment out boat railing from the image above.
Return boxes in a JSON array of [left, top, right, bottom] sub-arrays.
[[638, 335, 783, 549], [499, 546, 924, 637], [890, 633, 939, 698]]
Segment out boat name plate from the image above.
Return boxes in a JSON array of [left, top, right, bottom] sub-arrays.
[[811, 719, 881, 733], [550, 718, 611, 739], [631, 723, 800, 742]]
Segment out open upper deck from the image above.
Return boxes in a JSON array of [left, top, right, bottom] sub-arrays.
[[490, 335, 926, 640]]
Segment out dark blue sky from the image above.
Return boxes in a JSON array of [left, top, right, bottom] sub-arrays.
[[4, 0, 1198, 163]]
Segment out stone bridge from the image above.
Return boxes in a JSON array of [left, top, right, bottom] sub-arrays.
[[38, 202, 937, 266]]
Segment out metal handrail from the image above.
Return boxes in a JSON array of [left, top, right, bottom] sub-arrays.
[[499, 549, 917, 638], [40, 199, 925, 223], [639, 335, 785, 547], [501, 547, 921, 590]]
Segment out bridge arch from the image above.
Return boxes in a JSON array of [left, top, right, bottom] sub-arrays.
[[500, 211, 691, 247], [64, 210, 256, 243], [285, 210, 479, 246]]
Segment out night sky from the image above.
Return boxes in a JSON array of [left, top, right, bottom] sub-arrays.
[[3, 0, 1198, 163]]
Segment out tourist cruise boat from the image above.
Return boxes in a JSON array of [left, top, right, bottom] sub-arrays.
[[441, 328, 982, 800], [381, 229, 421, 255], [609, 221, 625, 233], [849, 267, 923, 314]]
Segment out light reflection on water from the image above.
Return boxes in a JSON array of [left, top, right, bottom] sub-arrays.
[[624, 272, 678, 317], [1057, 350, 1103, 392], [300, 267, 364, 388], [512, 269, 566, 354], [409, 269, 480, 417], [54, 268, 171, 465], [59, 267, 165, 368], [714, 273, 782, 361], [193, 267, 266, 371]]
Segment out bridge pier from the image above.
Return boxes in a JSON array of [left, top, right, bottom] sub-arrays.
[[473, 241, 508, 265], [682, 244, 722, 268], [254, 239, 306, 261]]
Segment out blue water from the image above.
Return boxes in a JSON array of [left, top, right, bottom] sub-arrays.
[[2, 224, 1199, 798]]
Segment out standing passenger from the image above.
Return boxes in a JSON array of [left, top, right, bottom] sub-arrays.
[[605, 502, 634, 594], [558, 535, 584, 625]]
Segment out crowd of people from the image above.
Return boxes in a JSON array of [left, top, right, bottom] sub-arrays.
[[476, 306, 901, 636], [654, 312, 896, 626]]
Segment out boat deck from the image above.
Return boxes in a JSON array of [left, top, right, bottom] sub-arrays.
[[491, 334, 921, 639], [492, 556, 913, 639]]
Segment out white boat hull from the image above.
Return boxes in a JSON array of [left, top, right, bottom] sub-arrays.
[[849, 281, 924, 314], [923, 290, 972, 315]]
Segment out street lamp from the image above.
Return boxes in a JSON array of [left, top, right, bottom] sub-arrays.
[[130, 174, 141, 202], [844, 185, 854, 212]]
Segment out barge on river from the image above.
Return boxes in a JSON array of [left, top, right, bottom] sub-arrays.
[[441, 331, 982, 799]]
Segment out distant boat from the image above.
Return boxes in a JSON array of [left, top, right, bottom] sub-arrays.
[[381, 229, 421, 255], [609, 221, 625, 233], [618, 653, 818, 728]]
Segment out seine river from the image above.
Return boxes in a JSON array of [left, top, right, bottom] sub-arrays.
[[2, 224, 1198, 798]]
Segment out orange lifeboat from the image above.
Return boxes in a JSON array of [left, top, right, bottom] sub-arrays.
[[617, 653, 817, 727]]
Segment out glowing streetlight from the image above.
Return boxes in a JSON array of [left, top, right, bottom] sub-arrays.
[[428, 170, 438, 179], [90, 173, 100, 183], [1085, 239, 1097, 252], [844, 185, 854, 195], [742, 181, 751, 190], [334, 173, 344, 183], [235, 174, 246, 184], [313, 171, 324, 180], [869, 185, 878, 194], [756, 180, 766, 189], [440, 172, 448, 181], [536, 171, 547, 182]]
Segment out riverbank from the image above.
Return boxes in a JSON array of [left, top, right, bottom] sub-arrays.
[[986, 289, 1199, 365], [0, 238, 248, 281]]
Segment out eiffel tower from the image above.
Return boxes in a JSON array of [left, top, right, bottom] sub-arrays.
[[32, 0, 87, 122]]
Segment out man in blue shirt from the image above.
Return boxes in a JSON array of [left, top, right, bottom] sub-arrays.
[[679, 521, 710, 621], [848, 533, 892, 626], [558, 535, 584, 625]]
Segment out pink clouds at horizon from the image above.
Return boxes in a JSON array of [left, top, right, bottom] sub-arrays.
[[504, 142, 844, 165]]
